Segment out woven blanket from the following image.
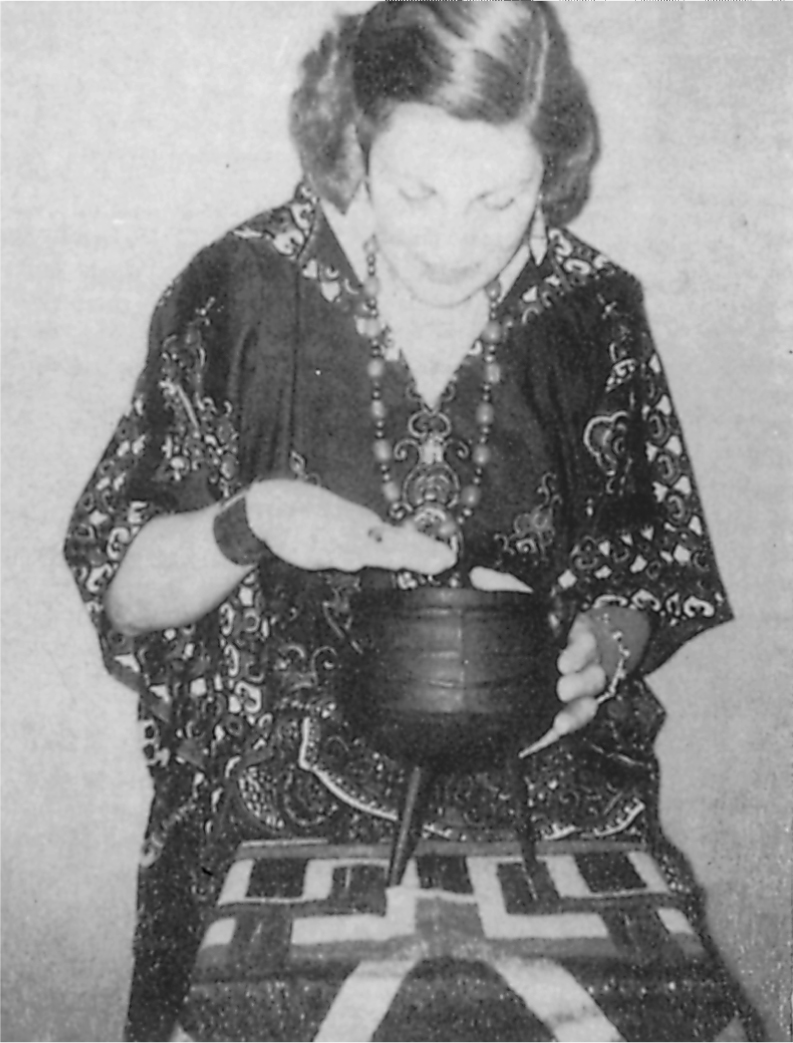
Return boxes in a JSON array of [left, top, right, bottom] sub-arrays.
[[177, 839, 750, 1042]]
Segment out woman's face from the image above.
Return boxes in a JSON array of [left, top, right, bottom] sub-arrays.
[[367, 104, 544, 309]]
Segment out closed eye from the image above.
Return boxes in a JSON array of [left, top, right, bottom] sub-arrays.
[[482, 196, 517, 213], [399, 185, 435, 204]]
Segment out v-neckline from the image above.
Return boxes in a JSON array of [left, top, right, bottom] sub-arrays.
[[311, 194, 544, 409], [381, 288, 490, 409]]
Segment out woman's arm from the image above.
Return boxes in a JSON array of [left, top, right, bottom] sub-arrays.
[[106, 479, 456, 637], [104, 503, 248, 637]]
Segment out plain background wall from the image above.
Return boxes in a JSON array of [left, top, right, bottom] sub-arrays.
[[2, 3, 790, 1040]]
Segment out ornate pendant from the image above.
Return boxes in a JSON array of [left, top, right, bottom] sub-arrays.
[[409, 501, 462, 552]]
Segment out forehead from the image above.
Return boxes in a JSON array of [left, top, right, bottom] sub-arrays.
[[372, 104, 540, 190]]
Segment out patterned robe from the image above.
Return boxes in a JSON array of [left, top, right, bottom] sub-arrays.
[[64, 183, 732, 1040]]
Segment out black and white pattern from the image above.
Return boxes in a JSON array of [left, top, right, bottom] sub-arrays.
[[178, 839, 742, 1042]]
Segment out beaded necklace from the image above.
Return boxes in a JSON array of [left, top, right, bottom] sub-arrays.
[[356, 240, 508, 553]]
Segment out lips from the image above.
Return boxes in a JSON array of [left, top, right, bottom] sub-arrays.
[[419, 262, 480, 286]]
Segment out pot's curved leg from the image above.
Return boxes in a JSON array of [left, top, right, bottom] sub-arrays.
[[388, 765, 433, 887]]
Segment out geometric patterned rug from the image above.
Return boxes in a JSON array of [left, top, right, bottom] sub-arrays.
[[175, 838, 755, 1042]]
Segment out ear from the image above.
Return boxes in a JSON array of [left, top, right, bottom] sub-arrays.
[[527, 203, 549, 264]]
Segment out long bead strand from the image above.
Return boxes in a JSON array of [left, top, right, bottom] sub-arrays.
[[358, 240, 506, 541]]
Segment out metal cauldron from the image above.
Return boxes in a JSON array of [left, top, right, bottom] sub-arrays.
[[341, 587, 560, 882]]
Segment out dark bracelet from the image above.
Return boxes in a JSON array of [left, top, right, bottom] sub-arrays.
[[213, 495, 269, 567]]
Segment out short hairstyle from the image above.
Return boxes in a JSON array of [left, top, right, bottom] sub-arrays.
[[290, 1, 599, 227]]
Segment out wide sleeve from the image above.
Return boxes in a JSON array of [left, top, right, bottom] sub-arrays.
[[553, 280, 733, 676], [63, 243, 246, 737]]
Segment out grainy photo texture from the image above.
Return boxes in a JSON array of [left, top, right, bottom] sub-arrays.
[[2, 3, 791, 1041]]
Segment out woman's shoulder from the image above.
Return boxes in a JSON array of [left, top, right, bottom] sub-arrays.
[[529, 224, 644, 313], [156, 183, 324, 315], [221, 181, 323, 270], [516, 224, 651, 355], [514, 225, 654, 383]]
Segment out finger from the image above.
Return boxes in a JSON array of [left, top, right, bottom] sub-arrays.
[[557, 662, 607, 703], [369, 526, 456, 574], [308, 515, 395, 572], [557, 619, 599, 676], [469, 567, 534, 594], [553, 696, 599, 737]]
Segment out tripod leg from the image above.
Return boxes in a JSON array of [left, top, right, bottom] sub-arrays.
[[388, 764, 432, 887], [508, 751, 541, 874]]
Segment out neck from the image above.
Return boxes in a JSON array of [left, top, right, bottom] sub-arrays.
[[372, 255, 496, 407], [378, 260, 487, 330]]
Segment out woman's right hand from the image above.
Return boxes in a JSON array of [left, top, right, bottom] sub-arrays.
[[246, 479, 456, 576], [105, 479, 454, 638]]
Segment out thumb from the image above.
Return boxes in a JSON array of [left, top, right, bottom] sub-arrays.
[[470, 567, 534, 594]]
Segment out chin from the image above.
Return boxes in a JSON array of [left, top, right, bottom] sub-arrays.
[[406, 275, 486, 309]]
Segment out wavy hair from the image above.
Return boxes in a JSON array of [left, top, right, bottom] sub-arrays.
[[290, 1, 599, 226]]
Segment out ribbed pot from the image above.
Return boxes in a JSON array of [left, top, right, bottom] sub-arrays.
[[341, 588, 559, 772]]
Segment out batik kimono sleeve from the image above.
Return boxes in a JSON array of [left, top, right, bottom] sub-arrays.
[[556, 281, 733, 676], [63, 245, 246, 743]]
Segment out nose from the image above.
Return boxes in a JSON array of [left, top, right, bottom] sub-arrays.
[[414, 208, 478, 271]]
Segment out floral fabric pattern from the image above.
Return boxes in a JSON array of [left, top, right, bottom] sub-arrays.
[[65, 183, 732, 880]]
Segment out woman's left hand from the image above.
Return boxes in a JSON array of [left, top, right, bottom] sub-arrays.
[[557, 615, 607, 704], [554, 615, 605, 732], [470, 568, 605, 735]]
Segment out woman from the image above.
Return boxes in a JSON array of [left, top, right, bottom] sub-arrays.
[[65, 3, 733, 1040]]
